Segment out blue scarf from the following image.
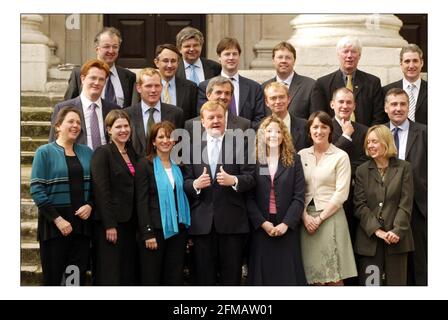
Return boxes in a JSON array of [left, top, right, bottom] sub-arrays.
[[153, 156, 191, 239]]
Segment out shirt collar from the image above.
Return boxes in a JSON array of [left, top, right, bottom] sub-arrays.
[[389, 118, 410, 131], [403, 77, 421, 91], [221, 72, 239, 83], [206, 133, 224, 144], [141, 100, 161, 113], [162, 77, 176, 87], [184, 58, 203, 70], [108, 64, 118, 78], [276, 72, 294, 86], [341, 69, 357, 82], [80, 92, 102, 111]]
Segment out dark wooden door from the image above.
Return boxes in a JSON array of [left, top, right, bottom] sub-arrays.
[[396, 14, 428, 72], [104, 14, 206, 69]]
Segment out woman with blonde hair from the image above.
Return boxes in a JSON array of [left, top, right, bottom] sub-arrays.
[[246, 115, 307, 285], [354, 124, 414, 285]]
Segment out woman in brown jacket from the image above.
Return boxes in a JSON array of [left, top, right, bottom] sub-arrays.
[[354, 125, 414, 285]]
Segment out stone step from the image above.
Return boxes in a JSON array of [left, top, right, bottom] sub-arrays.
[[21, 265, 42, 286], [21, 137, 48, 152], [21, 241, 40, 267], [21, 165, 31, 199], [45, 79, 69, 93], [21, 199, 38, 220], [21, 92, 64, 109], [21, 106, 53, 121], [21, 151, 35, 165], [21, 120, 51, 138], [21, 221, 37, 242]]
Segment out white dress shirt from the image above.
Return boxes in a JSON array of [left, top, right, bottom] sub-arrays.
[[80, 93, 106, 149], [101, 64, 125, 107], [403, 77, 421, 105], [184, 59, 205, 83], [221, 72, 240, 116], [389, 119, 410, 160], [141, 100, 162, 135]]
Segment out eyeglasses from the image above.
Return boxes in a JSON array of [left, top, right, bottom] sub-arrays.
[[99, 45, 120, 51]]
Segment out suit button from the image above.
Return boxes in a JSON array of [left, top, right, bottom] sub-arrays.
[[379, 202, 383, 207]]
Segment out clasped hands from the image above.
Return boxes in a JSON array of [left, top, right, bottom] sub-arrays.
[[54, 204, 92, 237], [193, 166, 236, 189], [375, 229, 400, 244], [261, 221, 288, 237], [303, 212, 323, 235]]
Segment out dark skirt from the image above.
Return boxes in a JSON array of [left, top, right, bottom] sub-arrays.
[[248, 215, 307, 286]]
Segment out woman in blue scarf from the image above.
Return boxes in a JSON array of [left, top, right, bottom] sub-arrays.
[[135, 121, 191, 285]]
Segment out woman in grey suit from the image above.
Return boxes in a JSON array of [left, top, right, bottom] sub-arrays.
[[246, 115, 307, 285], [354, 125, 414, 286]]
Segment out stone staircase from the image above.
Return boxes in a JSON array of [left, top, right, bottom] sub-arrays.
[[20, 91, 64, 285]]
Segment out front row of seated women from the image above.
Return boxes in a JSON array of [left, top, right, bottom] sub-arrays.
[[31, 106, 413, 286]]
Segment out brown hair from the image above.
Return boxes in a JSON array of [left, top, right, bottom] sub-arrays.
[[206, 76, 234, 96], [364, 125, 397, 159], [80, 59, 110, 78], [146, 121, 176, 160], [54, 106, 82, 138], [307, 111, 333, 143], [385, 87, 409, 105], [400, 43, 424, 62], [105, 109, 131, 131], [216, 37, 241, 55], [256, 115, 295, 167], [176, 26, 204, 48], [272, 41, 296, 60], [155, 44, 181, 58]]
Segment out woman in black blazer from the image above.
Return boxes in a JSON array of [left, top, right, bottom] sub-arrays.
[[354, 125, 414, 285], [246, 115, 307, 285], [91, 109, 139, 285], [135, 121, 190, 285]]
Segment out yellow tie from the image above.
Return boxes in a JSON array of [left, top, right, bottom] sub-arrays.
[[346, 74, 356, 122], [162, 82, 171, 104]]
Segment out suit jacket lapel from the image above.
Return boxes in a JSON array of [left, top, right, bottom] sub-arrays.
[[116, 67, 128, 104], [110, 141, 132, 176], [238, 77, 249, 115], [274, 160, 287, 181], [383, 159, 398, 187], [288, 73, 301, 100], [134, 103, 147, 152], [416, 80, 427, 114], [405, 122, 418, 159], [74, 97, 88, 145], [368, 160, 383, 185]]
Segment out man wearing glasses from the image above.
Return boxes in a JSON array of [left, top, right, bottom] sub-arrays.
[[64, 27, 136, 108]]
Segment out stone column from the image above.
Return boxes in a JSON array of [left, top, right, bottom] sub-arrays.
[[249, 15, 296, 70], [288, 14, 408, 84], [21, 15, 52, 92]]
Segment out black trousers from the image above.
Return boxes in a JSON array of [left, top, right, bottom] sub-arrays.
[[358, 239, 408, 286], [408, 205, 428, 286], [139, 227, 188, 285], [39, 234, 90, 286], [192, 228, 246, 286], [93, 219, 136, 286]]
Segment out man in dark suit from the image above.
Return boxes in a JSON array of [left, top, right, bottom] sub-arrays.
[[49, 59, 120, 149], [382, 44, 427, 125], [64, 27, 136, 108], [125, 68, 184, 157], [330, 87, 368, 267], [311, 36, 387, 127], [264, 82, 309, 152], [262, 41, 315, 120], [197, 38, 265, 129], [384, 88, 427, 286], [183, 100, 256, 285], [185, 76, 251, 138], [175, 26, 221, 83]]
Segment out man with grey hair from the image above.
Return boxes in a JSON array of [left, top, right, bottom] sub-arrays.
[[311, 36, 387, 126], [383, 44, 427, 125], [175, 26, 221, 84], [64, 27, 136, 108]]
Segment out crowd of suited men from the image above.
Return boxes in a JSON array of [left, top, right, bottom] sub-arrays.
[[29, 25, 427, 286]]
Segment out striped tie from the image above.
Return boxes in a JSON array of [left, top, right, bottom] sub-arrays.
[[408, 83, 416, 121], [188, 64, 199, 85], [89, 103, 102, 150]]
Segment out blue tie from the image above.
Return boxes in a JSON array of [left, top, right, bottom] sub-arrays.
[[209, 138, 220, 179], [392, 127, 400, 154], [228, 78, 237, 115], [105, 74, 117, 104], [188, 64, 199, 85]]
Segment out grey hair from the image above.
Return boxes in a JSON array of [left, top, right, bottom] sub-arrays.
[[336, 36, 362, 55]]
